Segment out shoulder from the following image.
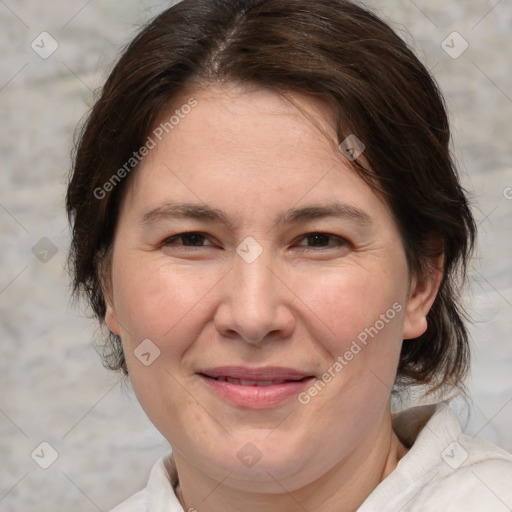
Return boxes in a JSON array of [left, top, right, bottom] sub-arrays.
[[109, 453, 183, 512], [415, 456, 512, 511], [361, 402, 512, 512], [419, 432, 512, 510], [110, 490, 146, 512], [397, 402, 512, 511]]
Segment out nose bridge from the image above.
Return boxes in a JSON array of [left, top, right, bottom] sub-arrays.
[[234, 246, 274, 306], [214, 243, 294, 344]]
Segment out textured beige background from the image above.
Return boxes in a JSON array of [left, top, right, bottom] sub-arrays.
[[1, 1, 511, 510]]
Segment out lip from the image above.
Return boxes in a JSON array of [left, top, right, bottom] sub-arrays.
[[197, 366, 315, 409]]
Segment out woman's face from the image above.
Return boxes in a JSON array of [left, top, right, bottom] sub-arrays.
[[105, 84, 435, 492]]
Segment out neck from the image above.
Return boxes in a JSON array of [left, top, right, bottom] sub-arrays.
[[173, 408, 408, 512]]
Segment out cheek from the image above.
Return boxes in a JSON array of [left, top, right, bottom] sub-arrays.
[[112, 258, 221, 355], [295, 271, 406, 405], [113, 254, 408, 360], [112, 260, 215, 433], [290, 264, 406, 352], [291, 263, 408, 419]]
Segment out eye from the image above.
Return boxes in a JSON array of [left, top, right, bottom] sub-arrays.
[[160, 231, 348, 252], [294, 232, 349, 250], [162, 232, 214, 248]]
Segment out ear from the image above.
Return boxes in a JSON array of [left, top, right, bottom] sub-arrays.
[[105, 299, 121, 336], [402, 253, 444, 340], [97, 247, 121, 336]]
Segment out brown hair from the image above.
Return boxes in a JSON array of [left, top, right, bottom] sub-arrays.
[[66, 0, 476, 395]]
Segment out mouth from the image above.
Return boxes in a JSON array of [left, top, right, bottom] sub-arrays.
[[203, 376, 305, 386], [197, 366, 315, 409]]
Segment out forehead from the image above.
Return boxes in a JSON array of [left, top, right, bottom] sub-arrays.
[[150, 82, 339, 167], [121, 83, 392, 229]]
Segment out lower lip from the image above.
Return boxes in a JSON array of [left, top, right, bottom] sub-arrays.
[[199, 375, 314, 409]]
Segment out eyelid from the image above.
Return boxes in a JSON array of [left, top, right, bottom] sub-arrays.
[[162, 232, 216, 248], [293, 233, 349, 250], [160, 231, 350, 252]]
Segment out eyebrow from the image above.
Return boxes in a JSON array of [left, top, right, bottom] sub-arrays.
[[140, 201, 373, 230]]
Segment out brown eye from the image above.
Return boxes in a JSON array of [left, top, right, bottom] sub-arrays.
[[163, 232, 211, 247], [295, 233, 348, 250]]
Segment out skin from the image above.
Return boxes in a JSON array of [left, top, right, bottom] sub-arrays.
[[105, 83, 442, 512]]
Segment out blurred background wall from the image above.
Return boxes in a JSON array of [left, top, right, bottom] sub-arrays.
[[1, 1, 511, 510]]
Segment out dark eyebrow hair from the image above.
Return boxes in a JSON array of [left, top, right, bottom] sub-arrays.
[[141, 202, 235, 229], [140, 201, 373, 230], [278, 203, 372, 226]]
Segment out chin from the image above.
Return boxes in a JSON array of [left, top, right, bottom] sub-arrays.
[[196, 434, 316, 488]]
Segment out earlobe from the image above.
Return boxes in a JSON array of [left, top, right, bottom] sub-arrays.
[[97, 247, 120, 335], [402, 255, 444, 340], [105, 301, 121, 336]]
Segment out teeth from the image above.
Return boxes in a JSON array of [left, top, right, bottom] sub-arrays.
[[215, 377, 287, 386], [260, 380, 286, 386], [256, 380, 273, 386]]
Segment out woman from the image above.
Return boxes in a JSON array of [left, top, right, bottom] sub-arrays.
[[66, 0, 512, 510]]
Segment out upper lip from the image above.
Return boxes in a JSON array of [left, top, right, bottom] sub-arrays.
[[198, 366, 313, 381]]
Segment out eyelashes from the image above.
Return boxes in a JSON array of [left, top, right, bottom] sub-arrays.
[[295, 233, 348, 250], [163, 232, 211, 248], [161, 232, 349, 252]]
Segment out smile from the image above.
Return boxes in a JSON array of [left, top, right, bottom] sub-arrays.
[[210, 377, 289, 386], [197, 366, 315, 409]]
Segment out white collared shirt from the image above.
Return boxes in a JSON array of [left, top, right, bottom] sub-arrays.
[[111, 402, 512, 511]]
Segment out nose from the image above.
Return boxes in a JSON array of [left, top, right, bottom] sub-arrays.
[[213, 248, 296, 345]]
